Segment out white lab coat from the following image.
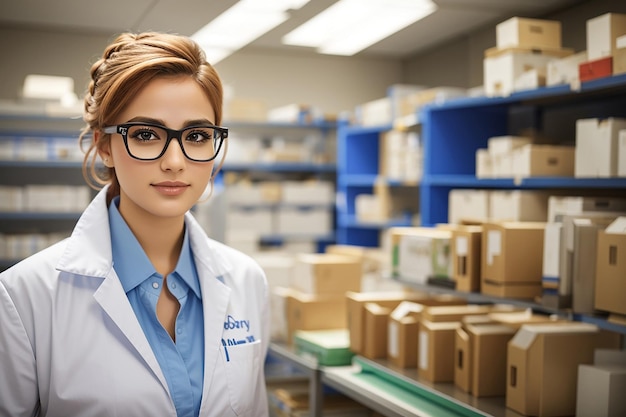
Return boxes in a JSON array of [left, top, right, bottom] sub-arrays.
[[0, 187, 270, 417]]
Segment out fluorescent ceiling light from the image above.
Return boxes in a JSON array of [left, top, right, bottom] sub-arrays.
[[282, 0, 437, 56], [192, 0, 310, 64]]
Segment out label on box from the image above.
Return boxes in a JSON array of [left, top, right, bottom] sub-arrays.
[[487, 230, 502, 265], [419, 330, 429, 370], [456, 236, 468, 256]]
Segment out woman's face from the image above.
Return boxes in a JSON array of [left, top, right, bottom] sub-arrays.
[[102, 76, 217, 225]]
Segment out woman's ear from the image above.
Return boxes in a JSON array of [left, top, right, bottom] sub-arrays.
[[95, 130, 114, 167]]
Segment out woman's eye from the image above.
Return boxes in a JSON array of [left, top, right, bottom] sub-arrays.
[[133, 130, 158, 141], [186, 131, 211, 143]]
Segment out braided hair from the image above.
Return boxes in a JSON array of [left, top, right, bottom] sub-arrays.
[[79, 32, 224, 203]]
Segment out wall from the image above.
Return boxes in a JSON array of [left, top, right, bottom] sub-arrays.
[[0, 26, 402, 117]]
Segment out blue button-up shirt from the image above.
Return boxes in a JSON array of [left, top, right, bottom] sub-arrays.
[[109, 197, 204, 417]]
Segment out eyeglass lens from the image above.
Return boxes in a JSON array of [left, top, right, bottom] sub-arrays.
[[125, 125, 222, 161]]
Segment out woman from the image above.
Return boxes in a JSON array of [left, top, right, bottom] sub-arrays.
[[0, 32, 270, 417]]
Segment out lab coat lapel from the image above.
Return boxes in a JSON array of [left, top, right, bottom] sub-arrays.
[[93, 270, 170, 395]]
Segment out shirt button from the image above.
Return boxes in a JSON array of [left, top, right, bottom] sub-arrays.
[[177, 328, 183, 335], [171, 283, 177, 289], [152, 282, 159, 289]]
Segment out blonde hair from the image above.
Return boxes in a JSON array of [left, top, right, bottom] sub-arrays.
[[80, 32, 226, 203]]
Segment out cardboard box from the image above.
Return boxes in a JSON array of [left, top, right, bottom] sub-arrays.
[[576, 118, 626, 178], [387, 302, 423, 368], [547, 195, 626, 223], [542, 222, 562, 284], [579, 56, 613, 82], [484, 48, 571, 97], [362, 303, 393, 359], [451, 225, 483, 292], [506, 323, 600, 416], [418, 320, 461, 382], [489, 190, 549, 222], [475, 148, 492, 178], [496, 17, 562, 50], [454, 327, 472, 393], [286, 290, 347, 345], [469, 323, 517, 397], [559, 214, 620, 309], [448, 189, 490, 224], [547, 50, 588, 86], [421, 304, 495, 323], [392, 227, 452, 284], [513, 68, 546, 92], [488, 309, 560, 329], [586, 12, 626, 60], [619, 129, 626, 176], [576, 364, 626, 417], [275, 206, 333, 236], [482, 221, 545, 285], [595, 217, 626, 315], [613, 46, 626, 76], [511, 144, 575, 178], [291, 253, 362, 296]]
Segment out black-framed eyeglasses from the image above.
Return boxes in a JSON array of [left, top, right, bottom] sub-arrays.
[[103, 122, 228, 162]]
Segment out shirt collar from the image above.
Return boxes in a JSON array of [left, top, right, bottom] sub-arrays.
[[108, 196, 202, 299]]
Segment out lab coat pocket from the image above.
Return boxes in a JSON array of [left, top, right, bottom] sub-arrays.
[[220, 339, 262, 415]]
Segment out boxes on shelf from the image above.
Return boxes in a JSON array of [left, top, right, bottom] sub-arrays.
[[355, 180, 420, 223], [483, 47, 573, 97], [290, 253, 361, 296], [275, 206, 333, 236], [506, 322, 601, 417], [614, 42, 626, 76], [595, 217, 626, 315], [418, 319, 461, 383], [450, 225, 483, 292], [223, 97, 267, 122], [496, 17, 562, 50], [354, 96, 392, 127], [481, 222, 546, 299], [387, 301, 423, 368], [586, 12, 626, 61], [226, 206, 274, 235], [489, 190, 549, 222], [547, 195, 626, 223], [475, 149, 492, 178], [394, 86, 466, 125], [267, 103, 314, 124], [225, 181, 282, 205], [390, 227, 452, 285], [575, 118, 626, 178], [513, 68, 546, 92], [547, 51, 588, 87], [576, 349, 626, 417], [448, 189, 490, 224], [379, 130, 422, 182], [281, 180, 334, 205], [579, 56, 613, 82], [466, 323, 518, 397], [286, 289, 347, 345], [511, 144, 575, 178], [362, 302, 393, 359]]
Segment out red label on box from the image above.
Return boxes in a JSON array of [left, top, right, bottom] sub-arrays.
[[579, 57, 613, 82]]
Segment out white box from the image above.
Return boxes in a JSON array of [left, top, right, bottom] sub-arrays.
[[487, 135, 532, 157], [496, 17, 561, 50], [226, 207, 274, 235], [475, 149, 492, 178], [542, 222, 562, 279], [513, 68, 546, 92], [484, 51, 562, 97], [489, 190, 549, 222], [548, 196, 626, 223], [397, 230, 452, 284], [619, 130, 626, 177], [281, 181, 334, 205], [586, 13, 626, 60], [448, 189, 490, 224], [547, 51, 588, 86], [576, 118, 626, 177], [576, 364, 626, 417], [356, 97, 392, 126], [275, 207, 332, 236], [253, 252, 295, 289]]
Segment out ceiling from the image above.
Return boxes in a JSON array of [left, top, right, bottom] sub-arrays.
[[0, 0, 584, 60]]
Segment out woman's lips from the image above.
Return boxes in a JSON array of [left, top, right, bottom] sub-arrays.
[[152, 182, 189, 196]]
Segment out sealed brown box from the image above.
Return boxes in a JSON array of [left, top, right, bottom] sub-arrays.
[[362, 303, 393, 359], [451, 225, 483, 292], [291, 253, 362, 296], [506, 323, 600, 416], [469, 323, 517, 397], [418, 320, 461, 383], [594, 217, 626, 315], [346, 291, 466, 355], [512, 144, 575, 178], [421, 304, 495, 323], [387, 301, 424, 368], [481, 280, 542, 299], [488, 309, 560, 329], [454, 327, 472, 393], [286, 290, 346, 345], [496, 17, 562, 50]]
